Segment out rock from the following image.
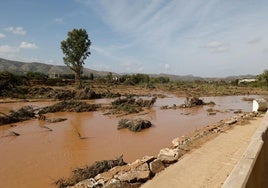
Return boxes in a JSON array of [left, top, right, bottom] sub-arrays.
[[160, 105, 168, 110], [71, 178, 99, 188], [94, 174, 105, 186], [130, 182, 142, 188], [104, 179, 131, 188], [118, 163, 151, 182], [212, 127, 221, 133], [158, 148, 182, 164], [140, 156, 155, 164], [225, 119, 237, 125], [234, 109, 243, 114], [208, 112, 216, 115], [149, 159, 165, 174], [172, 137, 180, 148]]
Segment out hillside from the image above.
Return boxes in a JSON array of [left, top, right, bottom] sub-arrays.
[[0, 58, 257, 81], [0, 58, 108, 77]]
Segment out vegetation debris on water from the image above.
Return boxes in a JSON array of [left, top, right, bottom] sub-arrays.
[[118, 118, 152, 132], [55, 156, 126, 188]]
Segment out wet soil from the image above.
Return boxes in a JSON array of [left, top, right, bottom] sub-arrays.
[[0, 95, 266, 188]]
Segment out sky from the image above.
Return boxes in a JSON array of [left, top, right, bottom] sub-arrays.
[[0, 0, 268, 77]]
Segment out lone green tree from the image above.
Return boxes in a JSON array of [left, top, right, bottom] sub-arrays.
[[61, 28, 91, 88], [258, 69, 268, 86]]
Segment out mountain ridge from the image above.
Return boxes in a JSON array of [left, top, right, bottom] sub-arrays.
[[0, 58, 257, 81]]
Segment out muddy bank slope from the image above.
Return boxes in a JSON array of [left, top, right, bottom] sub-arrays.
[[141, 115, 263, 188]]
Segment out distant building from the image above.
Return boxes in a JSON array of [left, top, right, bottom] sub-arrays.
[[238, 78, 257, 84], [49, 73, 60, 79]]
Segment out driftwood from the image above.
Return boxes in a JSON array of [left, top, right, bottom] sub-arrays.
[[73, 126, 88, 139], [40, 125, 53, 132], [10, 131, 20, 136]]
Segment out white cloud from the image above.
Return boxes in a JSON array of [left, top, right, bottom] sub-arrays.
[[5, 26, 26, 35], [120, 61, 132, 67], [47, 59, 54, 64], [262, 49, 268, 54], [203, 41, 230, 53], [0, 45, 18, 54], [164, 63, 170, 70], [204, 41, 223, 48], [54, 18, 64, 24], [138, 66, 144, 72], [19, 42, 38, 49], [78, 0, 268, 76], [0, 33, 6, 38], [248, 37, 262, 44]]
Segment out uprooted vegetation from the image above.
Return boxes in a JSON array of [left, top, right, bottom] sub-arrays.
[[118, 118, 152, 132], [0, 106, 35, 126], [38, 100, 101, 114], [160, 97, 215, 110], [0, 83, 121, 100], [180, 97, 215, 108], [55, 156, 126, 188], [109, 96, 157, 114]]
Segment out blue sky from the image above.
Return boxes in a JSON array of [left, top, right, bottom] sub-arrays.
[[0, 0, 268, 77]]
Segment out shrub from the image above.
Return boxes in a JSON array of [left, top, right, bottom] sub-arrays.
[[55, 156, 126, 188]]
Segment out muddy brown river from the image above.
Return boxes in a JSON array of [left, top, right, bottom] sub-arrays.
[[0, 95, 264, 188]]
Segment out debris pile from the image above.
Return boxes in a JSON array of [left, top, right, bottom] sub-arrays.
[[118, 118, 152, 132]]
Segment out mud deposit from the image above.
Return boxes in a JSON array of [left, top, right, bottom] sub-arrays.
[[0, 95, 264, 188]]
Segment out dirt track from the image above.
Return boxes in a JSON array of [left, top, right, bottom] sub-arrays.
[[142, 116, 263, 188]]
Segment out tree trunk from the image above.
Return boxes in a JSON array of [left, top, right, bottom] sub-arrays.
[[75, 72, 82, 89]]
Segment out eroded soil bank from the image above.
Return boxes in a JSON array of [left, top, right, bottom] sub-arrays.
[[0, 95, 265, 188]]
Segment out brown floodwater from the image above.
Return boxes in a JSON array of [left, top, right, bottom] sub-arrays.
[[0, 95, 265, 188]]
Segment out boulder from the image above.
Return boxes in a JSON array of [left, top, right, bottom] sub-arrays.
[[149, 159, 165, 174], [118, 163, 151, 182], [158, 148, 182, 164], [252, 99, 267, 112]]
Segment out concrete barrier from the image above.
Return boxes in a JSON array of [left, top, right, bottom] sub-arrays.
[[222, 111, 268, 188]]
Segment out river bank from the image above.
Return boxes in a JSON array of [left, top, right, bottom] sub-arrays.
[[66, 111, 263, 187]]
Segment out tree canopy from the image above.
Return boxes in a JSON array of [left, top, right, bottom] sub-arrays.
[[61, 28, 91, 88], [258, 69, 268, 86]]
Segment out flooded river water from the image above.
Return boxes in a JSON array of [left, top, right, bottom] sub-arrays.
[[0, 95, 264, 187]]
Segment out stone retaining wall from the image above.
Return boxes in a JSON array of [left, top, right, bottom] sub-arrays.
[[222, 111, 268, 188]]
